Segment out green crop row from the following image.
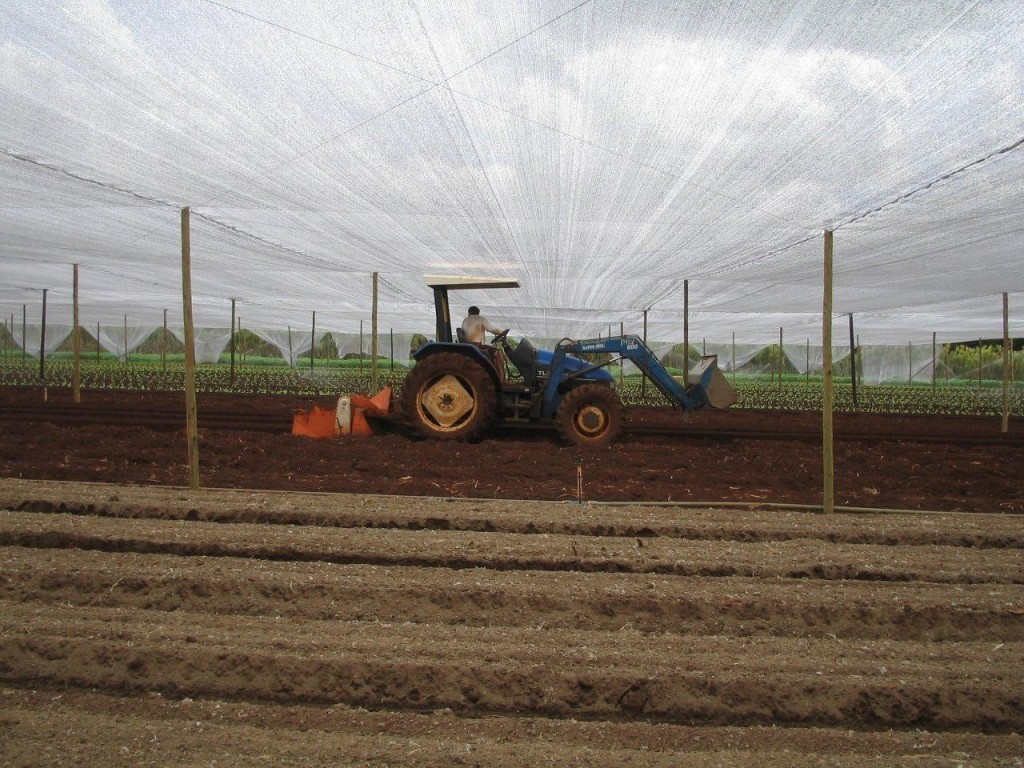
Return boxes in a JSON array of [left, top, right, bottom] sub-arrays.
[[1, 359, 1020, 416]]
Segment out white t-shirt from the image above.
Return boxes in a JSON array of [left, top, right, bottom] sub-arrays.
[[461, 313, 502, 344]]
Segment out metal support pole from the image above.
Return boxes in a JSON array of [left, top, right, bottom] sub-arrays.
[[73, 265, 81, 402], [311, 310, 316, 374], [230, 299, 236, 384], [371, 272, 379, 392], [822, 231, 835, 515], [22, 304, 26, 364], [181, 207, 200, 490], [123, 314, 128, 363], [848, 313, 857, 409], [778, 327, 783, 392], [1002, 292, 1010, 433], [162, 309, 167, 372], [39, 289, 47, 381], [641, 308, 648, 399], [683, 280, 689, 374], [932, 331, 937, 395]]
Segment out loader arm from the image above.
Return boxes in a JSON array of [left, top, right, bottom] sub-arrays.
[[543, 335, 736, 418]]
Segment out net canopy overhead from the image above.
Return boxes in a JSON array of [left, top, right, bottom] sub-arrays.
[[1, 0, 1022, 343]]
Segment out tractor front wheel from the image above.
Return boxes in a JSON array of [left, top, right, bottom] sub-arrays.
[[401, 352, 497, 441], [555, 383, 623, 447]]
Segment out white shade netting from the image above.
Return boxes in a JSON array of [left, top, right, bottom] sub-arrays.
[[168, 326, 234, 365], [247, 328, 328, 368], [9, 323, 73, 358], [95, 323, 158, 361], [0, 2, 1022, 345]]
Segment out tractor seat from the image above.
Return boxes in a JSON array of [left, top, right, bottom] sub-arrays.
[[507, 337, 536, 371]]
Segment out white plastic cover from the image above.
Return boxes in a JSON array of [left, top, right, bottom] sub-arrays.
[[0, 1, 1021, 347]]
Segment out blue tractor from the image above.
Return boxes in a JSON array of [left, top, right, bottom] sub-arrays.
[[400, 276, 737, 446]]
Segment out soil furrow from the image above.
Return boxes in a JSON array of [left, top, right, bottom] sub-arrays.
[[1, 509, 1020, 584], [3, 547, 1022, 642], [8, 494, 1024, 548], [2, 602, 1022, 731]]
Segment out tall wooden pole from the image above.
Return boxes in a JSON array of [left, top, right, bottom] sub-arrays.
[[21, 304, 26, 364], [39, 289, 47, 381], [310, 310, 316, 374], [932, 331, 937, 395], [123, 314, 128, 363], [371, 272, 379, 392], [822, 230, 835, 514], [72, 264, 81, 403], [230, 298, 236, 384], [619, 322, 624, 383], [181, 207, 200, 491], [1002, 292, 1010, 433], [848, 313, 857, 409]]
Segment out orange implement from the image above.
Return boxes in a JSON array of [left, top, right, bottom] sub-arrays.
[[291, 405, 339, 439]]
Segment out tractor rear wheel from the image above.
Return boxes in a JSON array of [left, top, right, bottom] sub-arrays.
[[401, 352, 497, 441], [555, 383, 622, 447]]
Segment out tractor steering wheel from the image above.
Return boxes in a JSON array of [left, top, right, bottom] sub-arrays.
[[492, 329, 509, 343]]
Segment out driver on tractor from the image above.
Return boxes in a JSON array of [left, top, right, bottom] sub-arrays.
[[461, 306, 508, 381]]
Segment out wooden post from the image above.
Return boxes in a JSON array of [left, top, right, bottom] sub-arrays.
[[39, 289, 47, 381], [1002, 292, 1010, 433], [390, 328, 395, 372], [359, 320, 364, 375], [619, 322, 624, 383], [310, 310, 316, 374], [287, 326, 293, 367], [371, 272, 379, 392], [162, 309, 168, 372], [778, 327, 783, 392], [641, 309, 648, 399], [822, 230, 835, 515], [230, 299, 236, 384], [683, 280, 689, 375], [977, 339, 983, 389], [732, 331, 736, 382], [72, 265, 81, 403], [181, 207, 200, 491], [96, 321, 100, 362], [908, 341, 913, 385], [848, 313, 857, 409], [932, 331, 937, 395], [123, 314, 128, 363], [805, 338, 810, 383], [21, 304, 26, 364]]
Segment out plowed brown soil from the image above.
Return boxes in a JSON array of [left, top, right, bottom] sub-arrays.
[[1, 387, 1023, 766], [0, 386, 1021, 511]]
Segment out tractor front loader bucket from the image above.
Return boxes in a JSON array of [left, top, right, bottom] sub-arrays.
[[687, 355, 739, 409]]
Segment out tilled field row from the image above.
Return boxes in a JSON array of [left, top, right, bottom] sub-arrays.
[[3, 546, 1022, 642], [2, 600, 1022, 731], [4, 480, 1023, 547], [1, 508, 1021, 584], [5, 687, 1021, 768]]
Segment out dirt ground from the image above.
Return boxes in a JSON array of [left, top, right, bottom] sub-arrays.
[[1, 388, 1023, 765], [1, 479, 1023, 766], [0, 386, 1021, 512]]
